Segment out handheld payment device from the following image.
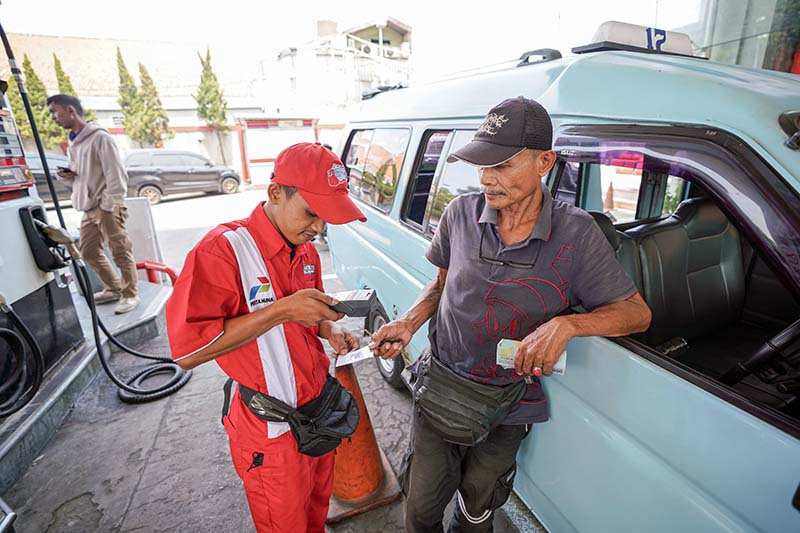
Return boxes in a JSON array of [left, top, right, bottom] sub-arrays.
[[329, 289, 378, 317]]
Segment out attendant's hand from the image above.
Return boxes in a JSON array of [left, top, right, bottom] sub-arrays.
[[278, 289, 343, 328], [514, 317, 574, 376], [368, 319, 414, 360], [326, 323, 360, 356]]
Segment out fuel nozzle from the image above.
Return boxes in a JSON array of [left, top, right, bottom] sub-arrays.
[[33, 219, 80, 260]]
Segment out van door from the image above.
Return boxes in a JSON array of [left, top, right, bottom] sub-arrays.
[[331, 128, 424, 304], [513, 125, 800, 533]]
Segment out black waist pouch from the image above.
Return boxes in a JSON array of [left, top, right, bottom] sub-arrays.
[[237, 375, 360, 457], [413, 350, 525, 446]]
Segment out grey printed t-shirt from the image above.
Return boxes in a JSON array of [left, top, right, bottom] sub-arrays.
[[425, 183, 637, 424]]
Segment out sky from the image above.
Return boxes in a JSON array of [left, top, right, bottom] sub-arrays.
[[0, 0, 704, 82]]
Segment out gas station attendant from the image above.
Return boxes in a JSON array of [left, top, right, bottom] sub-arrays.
[[165, 143, 366, 532]]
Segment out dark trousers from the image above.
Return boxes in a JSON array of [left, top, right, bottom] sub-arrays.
[[403, 414, 528, 533]]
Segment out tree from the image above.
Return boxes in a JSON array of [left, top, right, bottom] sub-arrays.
[[21, 54, 65, 149], [53, 53, 96, 121], [116, 48, 139, 136], [129, 63, 172, 148], [194, 49, 229, 164], [6, 76, 32, 140]]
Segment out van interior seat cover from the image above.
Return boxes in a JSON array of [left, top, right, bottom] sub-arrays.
[[627, 198, 745, 347]]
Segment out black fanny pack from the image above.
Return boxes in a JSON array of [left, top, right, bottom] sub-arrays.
[[413, 349, 526, 446], [223, 375, 359, 457]]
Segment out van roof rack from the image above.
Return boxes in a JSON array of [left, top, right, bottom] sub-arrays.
[[571, 41, 698, 59], [361, 83, 408, 100], [517, 49, 562, 67]]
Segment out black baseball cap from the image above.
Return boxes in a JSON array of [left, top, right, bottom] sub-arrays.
[[447, 96, 553, 167]]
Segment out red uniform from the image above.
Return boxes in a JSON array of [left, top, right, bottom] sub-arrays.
[[166, 203, 334, 532]]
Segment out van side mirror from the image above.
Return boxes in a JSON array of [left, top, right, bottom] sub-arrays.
[[206, 160, 215, 167]]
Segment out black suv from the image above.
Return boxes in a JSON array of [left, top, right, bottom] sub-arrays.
[[125, 149, 240, 205], [29, 149, 240, 205]]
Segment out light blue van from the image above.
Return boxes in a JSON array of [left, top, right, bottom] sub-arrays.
[[326, 23, 800, 533]]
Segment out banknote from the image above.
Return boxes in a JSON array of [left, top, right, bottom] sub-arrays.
[[496, 339, 521, 369], [496, 338, 567, 375]]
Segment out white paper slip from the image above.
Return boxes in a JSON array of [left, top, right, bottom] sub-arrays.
[[335, 346, 374, 367]]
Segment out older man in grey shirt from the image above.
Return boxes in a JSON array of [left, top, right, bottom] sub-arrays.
[[371, 97, 652, 532]]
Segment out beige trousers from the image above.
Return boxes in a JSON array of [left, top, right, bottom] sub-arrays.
[[79, 206, 138, 298]]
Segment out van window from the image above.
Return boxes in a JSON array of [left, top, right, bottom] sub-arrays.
[[553, 152, 685, 224], [345, 130, 373, 181], [344, 128, 410, 213], [554, 126, 800, 432], [554, 161, 581, 206], [403, 131, 449, 227], [661, 176, 686, 217], [589, 159, 644, 223], [426, 130, 480, 235]]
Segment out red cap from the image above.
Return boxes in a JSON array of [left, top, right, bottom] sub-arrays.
[[271, 143, 366, 224]]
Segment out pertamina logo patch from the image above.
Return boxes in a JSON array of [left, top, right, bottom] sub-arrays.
[[327, 163, 348, 188], [248, 276, 275, 306], [303, 264, 315, 275]]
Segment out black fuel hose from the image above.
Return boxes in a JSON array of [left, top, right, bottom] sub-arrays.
[[0, 304, 45, 418], [1, 20, 191, 404], [72, 259, 191, 403]]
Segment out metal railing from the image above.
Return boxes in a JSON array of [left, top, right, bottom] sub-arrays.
[[345, 34, 408, 60]]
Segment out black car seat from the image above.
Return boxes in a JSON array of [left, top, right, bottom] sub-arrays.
[[594, 201, 791, 408], [625, 198, 745, 348], [588, 211, 642, 293]]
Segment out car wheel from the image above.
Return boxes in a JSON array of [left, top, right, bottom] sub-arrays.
[[368, 307, 405, 389], [138, 185, 162, 205], [221, 176, 239, 194]]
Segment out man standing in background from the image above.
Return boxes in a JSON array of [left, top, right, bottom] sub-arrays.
[[47, 94, 140, 314]]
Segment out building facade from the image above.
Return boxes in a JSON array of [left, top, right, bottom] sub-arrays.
[[674, 0, 799, 73]]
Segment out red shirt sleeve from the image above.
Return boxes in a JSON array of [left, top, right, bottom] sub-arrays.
[[166, 236, 242, 361]]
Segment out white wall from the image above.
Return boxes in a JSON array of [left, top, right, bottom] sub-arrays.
[[244, 127, 317, 185]]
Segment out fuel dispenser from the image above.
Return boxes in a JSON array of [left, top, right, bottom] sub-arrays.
[[0, 82, 82, 419]]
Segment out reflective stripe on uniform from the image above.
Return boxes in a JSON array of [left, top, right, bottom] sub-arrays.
[[224, 226, 297, 438]]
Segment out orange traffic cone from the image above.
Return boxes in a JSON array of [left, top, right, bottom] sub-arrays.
[[604, 181, 615, 210], [326, 363, 402, 524]]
